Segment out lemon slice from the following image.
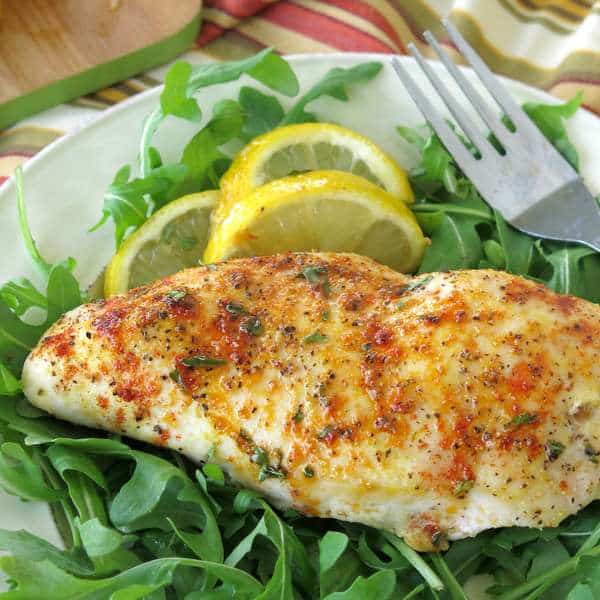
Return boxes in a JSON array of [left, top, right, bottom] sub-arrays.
[[104, 191, 218, 296], [204, 171, 425, 272], [217, 123, 413, 220]]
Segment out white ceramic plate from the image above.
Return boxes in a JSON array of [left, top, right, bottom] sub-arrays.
[[0, 53, 599, 594]]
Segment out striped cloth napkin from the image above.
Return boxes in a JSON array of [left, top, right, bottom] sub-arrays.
[[1, 0, 599, 186]]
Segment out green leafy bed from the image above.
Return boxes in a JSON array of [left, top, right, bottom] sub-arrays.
[[0, 49, 598, 599]]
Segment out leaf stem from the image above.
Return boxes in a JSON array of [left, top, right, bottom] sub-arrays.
[[430, 554, 468, 600], [382, 532, 444, 591], [498, 545, 600, 600], [14, 168, 52, 278], [402, 583, 426, 600], [36, 450, 81, 548], [139, 109, 164, 177], [577, 519, 600, 554], [411, 202, 493, 222]]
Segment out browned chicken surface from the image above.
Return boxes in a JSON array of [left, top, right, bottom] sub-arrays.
[[22, 253, 599, 550]]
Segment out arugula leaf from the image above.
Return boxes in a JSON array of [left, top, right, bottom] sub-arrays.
[[493, 545, 600, 600], [494, 211, 535, 275], [567, 583, 596, 600], [323, 570, 396, 600], [320, 531, 349, 574], [97, 51, 300, 247], [202, 463, 225, 486], [239, 86, 285, 141], [226, 498, 314, 596], [319, 531, 362, 597], [408, 130, 455, 190], [47, 444, 107, 492], [46, 444, 109, 528], [77, 518, 139, 576], [49, 438, 224, 565], [0, 365, 21, 396], [491, 528, 542, 551], [90, 164, 187, 248], [523, 92, 582, 170], [141, 49, 298, 176], [0, 279, 47, 316], [244, 51, 300, 97], [0, 298, 45, 376], [0, 442, 64, 502], [282, 62, 382, 125], [0, 529, 93, 576], [0, 555, 264, 599], [109, 451, 222, 558], [541, 243, 597, 298], [181, 99, 243, 190], [443, 536, 489, 583], [419, 214, 483, 273], [160, 61, 203, 121], [45, 264, 82, 325], [0, 398, 83, 445], [483, 239, 506, 269], [0, 267, 82, 378], [357, 532, 410, 572]]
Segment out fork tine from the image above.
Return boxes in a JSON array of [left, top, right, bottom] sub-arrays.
[[422, 30, 514, 150], [441, 19, 543, 140], [391, 57, 478, 168], [406, 42, 496, 157]]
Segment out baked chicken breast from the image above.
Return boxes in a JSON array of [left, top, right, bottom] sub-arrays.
[[22, 253, 599, 550]]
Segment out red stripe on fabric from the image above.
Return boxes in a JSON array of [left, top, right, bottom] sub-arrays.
[[0, 176, 8, 186], [196, 21, 225, 46], [262, 2, 395, 52], [582, 103, 599, 115], [323, 0, 405, 52], [0, 150, 34, 158], [207, 0, 273, 19]]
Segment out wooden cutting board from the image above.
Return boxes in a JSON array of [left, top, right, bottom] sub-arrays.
[[0, 0, 203, 129]]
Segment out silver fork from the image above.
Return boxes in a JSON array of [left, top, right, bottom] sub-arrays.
[[391, 19, 600, 252]]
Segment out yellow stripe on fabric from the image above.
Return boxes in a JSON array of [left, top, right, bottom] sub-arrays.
[[360, 0, 421, 48], [514, 0, 591, 21], [355, 0, 448, 60], [236, 17, 337, 53], [499, 0, 581, 33], [203, 7, 241, 29], [67, 97, 108, 110], [93, 88, 131, 104], [451, 10, 600, 90], [0, 125, 63, 154], [290, 0, 401, 51], [389, 0, 451, 31]]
